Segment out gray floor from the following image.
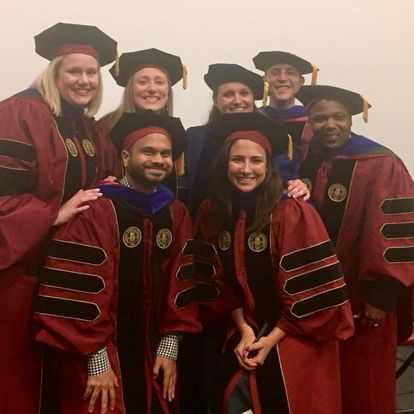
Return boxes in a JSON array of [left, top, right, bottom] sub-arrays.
[[397, 345, 414, 413]]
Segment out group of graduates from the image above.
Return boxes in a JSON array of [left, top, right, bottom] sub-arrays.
[[0, 21, 413, 414]]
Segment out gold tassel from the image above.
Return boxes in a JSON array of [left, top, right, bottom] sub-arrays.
[[114, 48, 120, 77], [167, 88, 174, 115], [182, 64, 188, 89], [361, 95, 369, 123], [262, 81, 269, 107], [287, 134, 293, 161], [175, 153, 185, 176], [311, 64, 318, 85]]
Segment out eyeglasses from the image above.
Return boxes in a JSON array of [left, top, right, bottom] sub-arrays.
[[267, 68, 300, 78]]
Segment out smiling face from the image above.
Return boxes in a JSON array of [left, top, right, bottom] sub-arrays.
[[227, 139, 267, 192], [214, 82, 255, 114], [56, 53, 100, 108], [132, 67, 170, 112], [309, 99, 352, 150], [121, 132, 173, 193], [264, 63, 304, 109]]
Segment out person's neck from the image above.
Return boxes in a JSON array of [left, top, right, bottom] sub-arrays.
[[60, 97, 85, 119], [121, 174, 157, 194], [134, 106, 167, 116], [269, 97, 295, 110], [319, 137, 352, 156]]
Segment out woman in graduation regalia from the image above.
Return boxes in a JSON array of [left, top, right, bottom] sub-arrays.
[[194, 112, 354, 414], [0, 22, 117, 413], [184, 63, 263, 211], [180, 64, 274, 413], [186, 63, 308, 216], [100, 48, 187, 194]]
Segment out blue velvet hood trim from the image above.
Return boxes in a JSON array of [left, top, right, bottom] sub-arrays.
[[99, 182, 174, 215]]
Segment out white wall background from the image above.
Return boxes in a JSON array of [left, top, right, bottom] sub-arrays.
[[1, 0, 413, 174]]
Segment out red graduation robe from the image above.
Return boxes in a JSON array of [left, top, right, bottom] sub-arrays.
[[33, 186, 201, 414], [195, 198, 354, 414], [300, 134, 414, 414], [0, 90, 117, 413]]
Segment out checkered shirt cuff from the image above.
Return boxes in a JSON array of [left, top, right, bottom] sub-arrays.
[[88, 347, 111, 376], [156, 334, 182, 360]]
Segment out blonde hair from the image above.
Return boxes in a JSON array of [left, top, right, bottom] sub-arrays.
[[104, 70, 173, 129], [33, 55, 103, 117]]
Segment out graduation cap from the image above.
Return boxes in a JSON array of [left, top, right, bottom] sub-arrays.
[[109, 48, 186, 88], [253, 51, 318, 85], [190, 114, 291, 212], [34, 22, 117, 66], [109, 110, 187, 160], [296, 85, 371, 122], [208, 112, 291, 157], [204, 63, 264, 100]]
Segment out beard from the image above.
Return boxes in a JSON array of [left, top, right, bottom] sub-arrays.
[[126, 161, 173, 189]]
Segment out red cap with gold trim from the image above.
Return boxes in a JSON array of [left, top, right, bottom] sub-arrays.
[[109, 110, 187, 160]]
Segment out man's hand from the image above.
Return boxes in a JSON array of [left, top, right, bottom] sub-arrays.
[[153, 356, 177, 402], [84, 369, 118, 414], [354, 302, 387, 328]]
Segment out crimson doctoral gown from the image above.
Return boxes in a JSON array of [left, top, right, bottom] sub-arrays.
[[0, 89, 117, 413], [33, 184, 201, 414], [300, 133, 414, 414], [195, 197, 354, 414]]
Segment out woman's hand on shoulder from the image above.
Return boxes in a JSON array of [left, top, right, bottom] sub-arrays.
[[53, 188, 102, 226]]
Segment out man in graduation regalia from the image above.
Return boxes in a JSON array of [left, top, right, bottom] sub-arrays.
[[253, 51, 318, 160], [298, 85, 414, 414], [33, 111, 201, 414]]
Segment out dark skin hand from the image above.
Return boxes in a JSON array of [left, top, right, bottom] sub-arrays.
[[354, 302, 387, 328]]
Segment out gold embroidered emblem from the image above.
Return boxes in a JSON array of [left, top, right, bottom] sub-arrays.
[[328, 183, 347, 202], [82, 139, 96, 157], [65, 138, 78, 157], [217, 231, 231, 251], [156, 228, 173, 249], [302, 178, 313, 193], [122, 226, 142, 248], [248, 232, 267, 253]]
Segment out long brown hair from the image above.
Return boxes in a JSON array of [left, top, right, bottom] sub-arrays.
[[209, 140, 283, 233]]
